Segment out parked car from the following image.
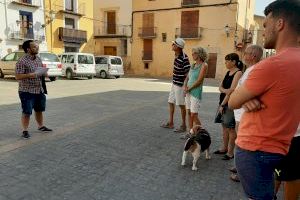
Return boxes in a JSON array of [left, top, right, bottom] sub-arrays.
[[0, 51, 62, 81], [59, 53, 96, 79], [39, 52, 62, 81], [0, 51, 24, 78], [95, 55, 124, 79]]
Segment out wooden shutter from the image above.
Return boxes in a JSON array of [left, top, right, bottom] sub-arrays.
[[206, 53, 217, 78], [181, 10, 199, 38], [143, 13, 154, 36], [143, 39, 153, 60], [107, 11, 116, 34]]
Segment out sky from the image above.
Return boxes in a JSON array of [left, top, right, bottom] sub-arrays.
[[255, 0, 275, 16]]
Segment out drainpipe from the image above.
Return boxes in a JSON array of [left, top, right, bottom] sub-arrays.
[[4, 0, 9, 38]]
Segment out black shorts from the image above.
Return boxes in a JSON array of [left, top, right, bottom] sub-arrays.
[[275, 136, 300, 181]]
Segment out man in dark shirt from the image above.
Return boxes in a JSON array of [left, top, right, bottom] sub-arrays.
[[161, 38, 191, 132], [15, 40, 52, 139]]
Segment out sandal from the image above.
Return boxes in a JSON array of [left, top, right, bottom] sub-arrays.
[[230, 174, 240, 182], [38, 126, 53, 132], [229, 167, 237, 173], [160, 122, 174, 129], [213, 150, 227, 154], [174, 126, 187, 133], [222, 154, 234, 160]]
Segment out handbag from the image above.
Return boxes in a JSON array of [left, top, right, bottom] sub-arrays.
[[214, 106, 223, 123]]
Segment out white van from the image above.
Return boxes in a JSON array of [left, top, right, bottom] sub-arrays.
[[94, 55, 124, 79], [59, 53, 96, 79]]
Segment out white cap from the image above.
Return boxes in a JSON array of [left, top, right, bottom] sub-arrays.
[[172, 38, 185, 49]]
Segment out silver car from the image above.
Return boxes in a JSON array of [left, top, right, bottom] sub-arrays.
[[95, 55, 124, 79]]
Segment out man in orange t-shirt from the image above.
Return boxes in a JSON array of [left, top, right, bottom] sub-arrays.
[[229, 1, 300, 199]]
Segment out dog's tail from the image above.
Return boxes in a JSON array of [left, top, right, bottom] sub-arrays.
[[184, 137, 196, 151]]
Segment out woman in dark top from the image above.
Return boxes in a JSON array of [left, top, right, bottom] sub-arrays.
[[214, 53, 243, 160]]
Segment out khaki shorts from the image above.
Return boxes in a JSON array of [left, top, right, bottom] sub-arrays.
[[185, 93, 201, 113], [168, 84, 185, 106]]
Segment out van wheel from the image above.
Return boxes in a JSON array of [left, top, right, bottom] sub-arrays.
[[49, 77, 56, 81], [66, 70, 73, 80], [100, 71, 107, 79], [115, 76, 120, 79], [0, 69, 4, 78], [87, 76, 93, 79]]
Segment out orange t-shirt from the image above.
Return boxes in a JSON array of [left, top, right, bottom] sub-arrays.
[[236, 48, 300, 155]]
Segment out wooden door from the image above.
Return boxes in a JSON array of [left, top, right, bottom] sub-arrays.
[[107, 11, 116, 34], [206, 53, 217, 78], [143, 39, 152, 60], [143, 13, 154, 36], [104, 46, 117, 56], [181, 11, 199, 38]]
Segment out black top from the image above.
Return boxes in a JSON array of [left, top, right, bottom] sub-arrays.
[[219, 70, 240, 105], [172, 52, 191, 87]]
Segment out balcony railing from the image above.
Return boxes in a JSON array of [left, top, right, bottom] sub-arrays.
[[58, 27, 87, 44], [175, 27, 202, 39], [10, 0, 41, 8], [57, 3, 85, 16], [94, 25, 130, 38], [138, 27, 157, 38], [142, 51, 153, 61], [8, 30, 46, 41], [181, 0, 200, 7]]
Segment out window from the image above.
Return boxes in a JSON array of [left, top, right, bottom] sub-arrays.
[[95, 57, 108, 64], [110, 57, 122, 65], [61, 55, 68, 63], [65, 0, 74, 11], [144, 63, 149, 69], [106, 11, 116, 34], [15, 52, 25, 61], [67, 55, 75, 63], [65, 18, 75, 29], [162, 33, 167, 42], [19, 11, 33, 39], [39, 53, 59, 62], [4, 53, 15, 61], [122, 39, 127, 56], [78, 55, 94, 64]]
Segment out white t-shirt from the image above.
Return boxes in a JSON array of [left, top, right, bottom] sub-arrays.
[[234, 65, 255, 122]]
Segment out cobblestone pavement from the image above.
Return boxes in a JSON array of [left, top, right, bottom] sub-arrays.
[[0, 78, 282, 200]]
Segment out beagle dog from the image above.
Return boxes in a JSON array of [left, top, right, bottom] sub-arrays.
[[181, 125, 211, 171]]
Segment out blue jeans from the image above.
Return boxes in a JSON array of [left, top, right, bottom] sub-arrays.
[[235, 146, 284, 200], [19, 92, 46, 115]]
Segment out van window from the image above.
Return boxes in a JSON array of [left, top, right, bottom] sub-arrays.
[[67, 55, 75, 63], [78, 55, 94, 64], [61, 55, 68, 63], [95, 57, 108, 64], [110, 57, 122, 65]]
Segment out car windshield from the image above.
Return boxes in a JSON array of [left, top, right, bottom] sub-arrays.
[[39, 53, 59, 62], [110, 57, 122, 65]]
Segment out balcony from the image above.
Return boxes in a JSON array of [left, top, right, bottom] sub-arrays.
[[138, 27, 157, 39], [142, 51, 153, 61], [58, 27, 87, 44], [181, 0, 200, 7], [57, 3, 85, 17], [175, 27, 202, 39], [243, 30, 253, 43], [10, 0, 41, 8], [94, 25, 130, 38]]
